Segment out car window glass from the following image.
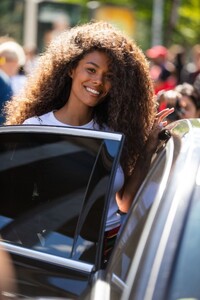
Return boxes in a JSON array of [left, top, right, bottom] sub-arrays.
[[106, 150, 168, 298], [165, 167, 200, 299], [0, 131, 121, 265]]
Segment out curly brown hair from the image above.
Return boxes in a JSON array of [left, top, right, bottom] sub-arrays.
[[4, 21, 156, 176]]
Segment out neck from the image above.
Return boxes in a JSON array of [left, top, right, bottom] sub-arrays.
[[54, 102, 93, 126]]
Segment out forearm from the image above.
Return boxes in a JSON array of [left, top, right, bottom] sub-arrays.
[[116, 152, 153, 213], [116, 108, 174, 213]]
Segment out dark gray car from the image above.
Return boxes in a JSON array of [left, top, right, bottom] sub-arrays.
[[1, 118, 200, 299], [84, 118, 200, 300]]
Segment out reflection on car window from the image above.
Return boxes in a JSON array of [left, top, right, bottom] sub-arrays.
[[166, 177, 200, 299], [107, 151, 167, 298], [0, 132, 120, 265]]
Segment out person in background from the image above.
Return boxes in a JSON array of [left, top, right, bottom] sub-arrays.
[[168, 44, 186, 85], [157, 89, 183, 122], [3, 21, 173, 264], [146, 45, 177, 94], [193, 73, 200, 96], [11, 46, 39, 96], [174, 82, 200, 119], [157, 82, 200, 122], [43, 13, 70, 48], [23, 46, 38, 76], [180, 44, 200, 84], [10, 65, 27, 96], [0, 40, 25, 123]]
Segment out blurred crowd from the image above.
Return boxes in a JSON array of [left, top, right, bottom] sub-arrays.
[[0, 36, 38, 123], [146, 44, 200, 121], [0, 16, 71, 124], [0, 32, 200, 124]]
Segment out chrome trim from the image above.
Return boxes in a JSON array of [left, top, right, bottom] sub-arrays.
[[0, 125, 123, 141], [111, 273, 127, 290], [0, 241, 93, 273], [90, 279, 110, 300]]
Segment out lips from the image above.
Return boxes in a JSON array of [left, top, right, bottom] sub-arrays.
[[86, 86, 100, 95]]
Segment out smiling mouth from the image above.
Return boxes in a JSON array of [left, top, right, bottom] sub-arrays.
[[86, 87, 100, 95]]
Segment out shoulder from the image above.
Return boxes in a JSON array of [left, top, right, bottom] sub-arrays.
[[23, 116, 41, 125], [23, 112, 53, 125]]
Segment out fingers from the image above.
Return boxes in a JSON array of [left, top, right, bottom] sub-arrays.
[[150, 107, 174, 142], [145, 117, 172, 155], [156, 107, 174, 117], [156, 108, 174, 123], [154, 107, 174, 128], [158, 120, 167, 128]]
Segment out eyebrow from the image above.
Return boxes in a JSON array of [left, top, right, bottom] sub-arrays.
[[85, 61, 112, 74], [86, 61, 99, 68]]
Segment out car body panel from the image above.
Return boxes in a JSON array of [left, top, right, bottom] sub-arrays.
[[85, 118, 200, 300]]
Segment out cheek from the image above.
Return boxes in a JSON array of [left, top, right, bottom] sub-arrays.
[[185, 107, 196, 117], [9, 62, 19, 75], [189, 105, 197, 114], [105, 81, 112, 93]]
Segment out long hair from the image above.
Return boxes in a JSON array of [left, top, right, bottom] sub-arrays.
[[4, 21, 156, 176]]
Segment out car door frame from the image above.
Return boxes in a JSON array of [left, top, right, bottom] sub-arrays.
[[0, 124, 125, 298]]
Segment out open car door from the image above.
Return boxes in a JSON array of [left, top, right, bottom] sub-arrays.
[[0, 125, 124, 299]]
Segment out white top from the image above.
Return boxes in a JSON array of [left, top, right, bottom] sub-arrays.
[[0, 69, 11, 84], [24, 111, 125, 231], [10, 74, 27, 96]]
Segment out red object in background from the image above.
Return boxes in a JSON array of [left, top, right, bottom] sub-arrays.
[[150, 65, 177, 95], [154, 79, 177, 95], [158, 101, 167, 112], [146, 45, 168, 59]]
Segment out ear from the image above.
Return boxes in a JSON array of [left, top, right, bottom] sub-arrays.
[[68, 68, 74, 78]]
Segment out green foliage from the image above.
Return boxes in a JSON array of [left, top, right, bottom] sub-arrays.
[[0, 0, 24, 43], [0, 0, 199, 50], [177, 0, 200, 46]]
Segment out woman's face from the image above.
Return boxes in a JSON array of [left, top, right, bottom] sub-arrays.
[[69, 51, 112, 108], [179, 95, 199, 119]]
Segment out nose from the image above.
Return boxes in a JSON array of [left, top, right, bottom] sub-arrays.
[[92, 74, 103, 86]]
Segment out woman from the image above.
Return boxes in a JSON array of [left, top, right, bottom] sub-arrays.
[[3, 21, 173, 262]]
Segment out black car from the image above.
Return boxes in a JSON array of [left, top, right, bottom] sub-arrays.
[[84, 118, 200, 300], [1, 118, 200, 299]]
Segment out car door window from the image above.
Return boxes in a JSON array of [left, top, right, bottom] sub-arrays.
[[0, 128, 123, 266], [106, 144, 171, 298]]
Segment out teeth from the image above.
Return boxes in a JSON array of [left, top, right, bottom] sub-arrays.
[[86, 87, 100, 95]]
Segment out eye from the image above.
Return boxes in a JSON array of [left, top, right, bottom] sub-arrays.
[[87, 68, 96, 74]]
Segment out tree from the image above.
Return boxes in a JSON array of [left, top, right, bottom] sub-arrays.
[[0, 0, 199, 51], [134, 0, 199, 48]]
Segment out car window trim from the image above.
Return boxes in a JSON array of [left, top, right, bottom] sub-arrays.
[[0, 241, 93, 273], [0, 126, 124, 271], [1, 125, 123, 141]]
